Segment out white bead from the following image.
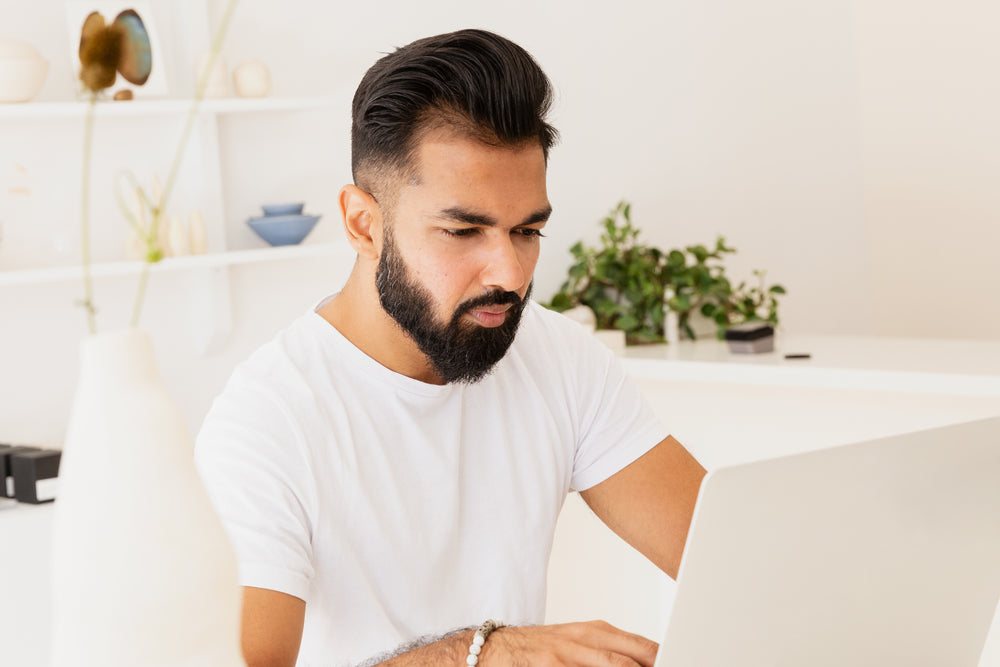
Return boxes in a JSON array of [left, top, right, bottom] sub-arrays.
[[467, 654, 478, 665], [470, 644, 482, 655], [473, 634, 485, 647]]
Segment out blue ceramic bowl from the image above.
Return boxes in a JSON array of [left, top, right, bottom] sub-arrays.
[[261, 202, 305, 216], [247, 213, 321, 246]]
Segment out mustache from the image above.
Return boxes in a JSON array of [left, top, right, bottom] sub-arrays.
[[452, 283, 533, 322]]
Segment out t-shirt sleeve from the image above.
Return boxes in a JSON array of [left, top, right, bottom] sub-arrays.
[[569, 334, 669, 492], [194, 372, 315, 602]]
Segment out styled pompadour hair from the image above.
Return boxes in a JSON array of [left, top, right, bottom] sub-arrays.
[[350, 29, 558, 200]]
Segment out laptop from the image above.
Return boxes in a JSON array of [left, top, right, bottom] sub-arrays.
[[654, 415, 1000, 667]]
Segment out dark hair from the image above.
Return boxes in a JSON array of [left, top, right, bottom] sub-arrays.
[[351, 29, 558, 198]]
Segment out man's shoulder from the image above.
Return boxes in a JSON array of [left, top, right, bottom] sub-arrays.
[[231, 311, 328, 382], [205, 309, 347, 423], [505, 301, 612, 377], [196, 310, 341, 455]]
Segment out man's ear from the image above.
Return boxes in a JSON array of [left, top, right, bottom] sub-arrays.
[[339, 185, 382, 260]]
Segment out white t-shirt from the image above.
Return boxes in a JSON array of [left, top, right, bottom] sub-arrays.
[[195, 300, 667, 666]]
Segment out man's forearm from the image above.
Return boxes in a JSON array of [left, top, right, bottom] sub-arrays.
[[359, 628, 475, 667], [358, 621, 658, 667]]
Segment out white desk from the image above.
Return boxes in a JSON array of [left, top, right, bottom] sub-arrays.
[[546, 334, 1000, 665]]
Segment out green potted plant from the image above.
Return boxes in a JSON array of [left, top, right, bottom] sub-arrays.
[[546, 201, 786, 343], [702, 269, 786, 339]]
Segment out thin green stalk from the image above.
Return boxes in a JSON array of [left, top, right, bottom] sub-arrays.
[[131, 262, 152, 328], [130, 0, 240, 326], [80, 93, 98, 334]]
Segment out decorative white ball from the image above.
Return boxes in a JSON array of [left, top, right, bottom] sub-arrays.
[[232, 59, 271, 98], [0, 38, 49, 103]]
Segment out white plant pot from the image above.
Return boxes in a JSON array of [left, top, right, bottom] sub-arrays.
[[594, 328, 627, 354], [50, 329, 245, 666]]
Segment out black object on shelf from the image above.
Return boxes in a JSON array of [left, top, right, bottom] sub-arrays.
[[11, 450, 61, 504], [724, 323, 775, 354], [1, 445, 41, 499]]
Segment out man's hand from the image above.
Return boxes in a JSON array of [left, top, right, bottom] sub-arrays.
[[374, 620, 658, 667], [483, 621, 659, 666]]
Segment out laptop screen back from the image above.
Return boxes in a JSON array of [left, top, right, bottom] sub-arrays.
[[655, 415, 1000, 667]]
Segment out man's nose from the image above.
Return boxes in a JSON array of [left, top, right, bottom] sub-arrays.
[[480, 236, 527, 293]]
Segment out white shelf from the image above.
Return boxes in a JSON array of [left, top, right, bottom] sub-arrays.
[[0, 242, 345, 287], [0, 94, 344, 120]]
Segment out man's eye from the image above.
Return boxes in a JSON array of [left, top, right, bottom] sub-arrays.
[[516, 228, 546, 238], [444, 228, 479, 237]]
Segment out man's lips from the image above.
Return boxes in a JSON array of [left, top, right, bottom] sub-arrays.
[[467, 303, 513, 327]]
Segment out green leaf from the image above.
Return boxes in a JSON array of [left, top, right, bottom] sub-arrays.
[[549, 292, 573, 311], [595, 299, 618, 319], [651, 302, 664, 326], [603, 217, 616, 238], [667, 250, 686, 269], [583, 283, 605, 303], [624, 288, 643, 304], [615, 314, 639, 331], [769, 285, 787, 294]]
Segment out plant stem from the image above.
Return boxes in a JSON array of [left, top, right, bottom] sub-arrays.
[[130, 0, 240, 327], [131, 261, 151, 328], [80, 93, 98, 335]]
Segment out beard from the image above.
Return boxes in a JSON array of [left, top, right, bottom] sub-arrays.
[[375, 227, 532, 384]]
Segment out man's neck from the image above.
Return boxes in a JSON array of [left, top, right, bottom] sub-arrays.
[[316, 269, 445, 385]]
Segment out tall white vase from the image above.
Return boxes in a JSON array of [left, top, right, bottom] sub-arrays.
[[50, 329, 245, 666]]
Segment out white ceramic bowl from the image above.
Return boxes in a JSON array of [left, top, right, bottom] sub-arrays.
[[0, 39, 48, 103]]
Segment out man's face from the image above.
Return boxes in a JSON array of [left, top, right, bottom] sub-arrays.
[[374, 130, 550, 383]]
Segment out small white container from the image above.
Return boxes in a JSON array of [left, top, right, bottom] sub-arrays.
[[188, 210, 208, 255], [232, 59, 271, 98], [168, 214, 189, 256]]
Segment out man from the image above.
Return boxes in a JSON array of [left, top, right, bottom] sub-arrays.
[[195, 28, 706, 667]]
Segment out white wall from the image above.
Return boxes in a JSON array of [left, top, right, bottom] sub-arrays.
[[1, 0, 997, 480], [214, 0, 874, 337], [852, 0, 1000, 339]]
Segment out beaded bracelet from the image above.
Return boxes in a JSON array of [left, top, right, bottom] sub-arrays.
[[466, 619, 505, 666]]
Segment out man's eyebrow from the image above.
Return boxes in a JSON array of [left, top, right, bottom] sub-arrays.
[[438, 206, 553, 227]]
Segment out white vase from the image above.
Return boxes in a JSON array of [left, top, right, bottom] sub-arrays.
[[50, 329, 245, 666]]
